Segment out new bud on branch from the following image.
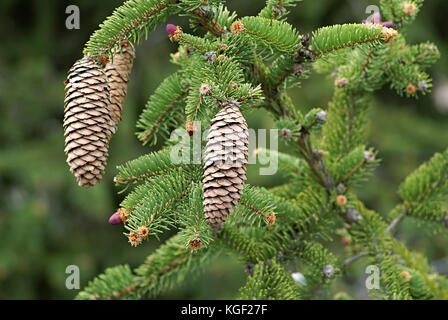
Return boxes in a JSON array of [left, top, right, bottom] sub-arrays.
[[166, 24, 177, 35], [362, 11, 394, 28], [166, 24, 182, 41], [108, 208, 128, 225], [109, 212, 123, 225]]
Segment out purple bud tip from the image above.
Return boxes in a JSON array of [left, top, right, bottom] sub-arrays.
[[361, 20, 367, 24], [166, 24, 177, 35], [372, 12, 381, 24], [381, 22, 394, 28], [108, 212, 123, 225]]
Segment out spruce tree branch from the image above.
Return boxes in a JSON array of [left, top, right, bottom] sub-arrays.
[[360, 48, 376, 75], [270, 66, 295, 90], [179, 34, 206, 53], [85, 0, 179, 57], [140, 255, 189, 285], [387, 210, 406, 233], [239, 199, 268, 217], [385, 0, 397, 21], [339, 212, 407, 270], [191, 6, 303, 119], [191, 9, 228, 37], [124, 178, 192, 229], [344, 97, 355, 155], [383, 0, 410, 28], [244, 29, 292, 53], [115, 165, 187, 187], [73, 1, 446, 301], [296, 135, 327, 186], [139, 86, 189, 144], [303, 278, 327, 300], [101, 254, 190, 300], [106, 283, 139, 300], [188, 95, 203, 122], [191, 7, 297, 118], [313, 35, 382, 56], [341, 159, 367, 183], [339, 250, 369, 269], [416, 162, 448, 204], [148, 187, 189, 222]]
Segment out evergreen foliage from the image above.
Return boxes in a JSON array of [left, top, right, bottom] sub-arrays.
[[238, 260, 301, 300], [136, 73, 187, 145], [73, 0, 447, 300]]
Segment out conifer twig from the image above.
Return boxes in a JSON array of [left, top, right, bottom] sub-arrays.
[[139, 86, 189, 144], [387, 210, 406, 233], [341, 159, 367, 183], [339, 212, 408, 270], [191, 9, 228, 37]]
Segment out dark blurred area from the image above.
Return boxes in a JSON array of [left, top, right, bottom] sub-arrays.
[[0, 0, 447, 299]]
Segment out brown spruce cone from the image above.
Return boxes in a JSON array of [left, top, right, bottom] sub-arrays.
[[63, 56, 112, 187], [105, 41, 135, 133], [203, 100, 248, 227]]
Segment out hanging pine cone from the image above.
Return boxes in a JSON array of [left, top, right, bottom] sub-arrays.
[[63, 56, 112, 187], [105, 40, 135, 133], [203, 100, 248, 227]]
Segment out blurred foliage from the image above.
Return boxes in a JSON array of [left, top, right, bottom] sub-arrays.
[[0, 0, 447, 299]]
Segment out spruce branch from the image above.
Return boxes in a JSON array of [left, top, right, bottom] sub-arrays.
[[380, 0, 424, 28], [73, 0, 448, 300], [258, 0, 303, 21], [190, 6, 229, 37], [388, 210, 406, 233], [134, 234, 220, 298], [238, 260, 301, 300], [76, 265, 139, 300], [217, 225, 277, 263], [122, 169, 196, 244], [339, 211, 407, 271], [78, 233, 220, 299], [236, 17, 301, 54], [311, 24, 395, 56], [177, 32, 208, 53], [114, 148, 191, 189], [84, 0, 180, 58], [136, 73, 189, 145]]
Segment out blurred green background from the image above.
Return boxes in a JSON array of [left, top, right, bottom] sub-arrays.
[[0, 0, 447, 299]]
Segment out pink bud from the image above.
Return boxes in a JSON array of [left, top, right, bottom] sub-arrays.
[[381, 22, 394, 28], [371, 12, 381, 24], [166, 24, 177, 35], [362, 12, 384, 25], [108, 212, 123, 225], [341, 237, 349, 246]]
